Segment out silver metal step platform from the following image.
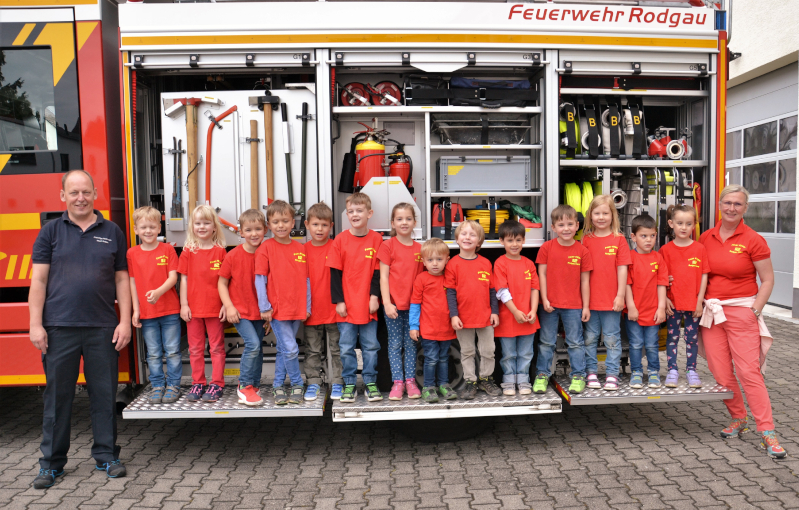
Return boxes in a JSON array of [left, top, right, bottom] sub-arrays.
[[123, 385, 326, 419], [332, 387, 562, 422], [552, 375, 733, 405]]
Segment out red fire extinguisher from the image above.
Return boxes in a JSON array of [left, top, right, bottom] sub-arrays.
[[355, 137, 386, 186], [388, 143, 413, 194]]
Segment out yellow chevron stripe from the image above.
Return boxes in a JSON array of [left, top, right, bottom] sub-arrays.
[[33, 23, 75, 87], [12, 23, 35, 46]]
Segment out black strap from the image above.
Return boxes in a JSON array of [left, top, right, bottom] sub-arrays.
[[561, 103, 577, 159], [443, 199, 453, 240], [606, 99, 621, 158], [660, 170, 667, 205], [480, 115, 489, 145], [676, 169, 684, 204], [408, 88, 449, 100], [629, 105, 644, 159], [448, 89, 537, 101], [641, 171, 649, 206], [584, 101, 600, 158], [634, 96, 648, 156], [487, 199, 497, 240]]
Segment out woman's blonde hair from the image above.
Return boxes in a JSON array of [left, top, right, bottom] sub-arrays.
[[583, 194, 622, 236], [389, 202, 416, 237], [185, 204, 226, 252], [454, 219, 485, 252], [719, 184, 750, 204]]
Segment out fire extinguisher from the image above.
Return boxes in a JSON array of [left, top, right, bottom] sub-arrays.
[[355, 136, 386, 187], [388, 143, 413, 194]]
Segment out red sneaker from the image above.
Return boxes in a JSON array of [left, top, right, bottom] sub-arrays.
[[389, 380, 405, 401], [237, 385, 263, 406], [406, 379, 421, 399]]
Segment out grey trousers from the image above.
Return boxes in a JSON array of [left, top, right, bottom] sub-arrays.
[[303, 323, 343, 385], [40, 326, 120, 470], [456, 326, 495, 382]]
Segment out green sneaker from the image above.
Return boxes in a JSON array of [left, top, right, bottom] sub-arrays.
[[340, 384, 357, 403], [287, 385, 304, 404], [422, 386, 439, 403], [568, 375, 586, 394], [273, 386, 288, 405], [532, 374, 549, 394], [365, 383, 383, 402], [438, 384, 458, 400]]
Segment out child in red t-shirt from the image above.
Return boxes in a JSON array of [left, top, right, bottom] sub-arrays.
[[581, 195, 631, 391], [378, 203, 424, 401], [326, 193, 383, 403], [303, 202, 342, 401], [660, 205, 709, 388], [535, 205, 593, 395], [178, 205, 227, 402], [494, 220, 540, 397], [255, 200, 310, 406], [410, 238, 458, 403], [218, 209, 267, 407], [625, 214, 669, 390], [128, 206, 181, 404], [444, 220, 500, 400]]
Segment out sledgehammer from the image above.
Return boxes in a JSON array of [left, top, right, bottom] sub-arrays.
[[163, 95, 224, 210], [250, 92, 280, 205]]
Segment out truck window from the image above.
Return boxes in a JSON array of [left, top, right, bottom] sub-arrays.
[[0, 48, 57, 152]]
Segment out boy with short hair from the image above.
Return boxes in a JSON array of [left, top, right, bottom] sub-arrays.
[[494, 220, 540, 396], [219, 209, 267, 406], [625, 214, 669, 389], [410, 238, 458, 403], [255, 200, 310, 405], [128, 206, 182, 404], [326, 192, 384, 403], [303, 202, 343, 401], [535, 205, 593, 394]]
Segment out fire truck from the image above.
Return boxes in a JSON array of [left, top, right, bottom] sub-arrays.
[[0, 0, 734, 428]]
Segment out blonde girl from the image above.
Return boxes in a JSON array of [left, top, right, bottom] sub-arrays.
[[581, 195, 631, 391], [377, 203, 424, 400], [178, 205, 228, 403]]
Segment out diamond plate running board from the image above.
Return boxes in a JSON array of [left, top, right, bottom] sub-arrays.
[[553, 375, 732, 405], [123, 385, 326, 419], [332, 388, 562, 422]]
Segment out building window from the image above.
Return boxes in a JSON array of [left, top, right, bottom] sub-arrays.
[[727, 113, 798, 234]]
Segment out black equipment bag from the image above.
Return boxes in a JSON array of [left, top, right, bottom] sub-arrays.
[[403, 75, 449, 105], [449, 77, 537, 108]]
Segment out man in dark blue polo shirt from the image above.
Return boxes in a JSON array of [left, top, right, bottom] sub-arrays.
[[29, 170, 132, 489]]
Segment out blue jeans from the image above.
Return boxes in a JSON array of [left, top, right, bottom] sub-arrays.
[[584, 310, 622, 377], [141, 314, 182, 388], [626, 319, 661, 374], [235, 319, 265, 388], [338, 321, 379, 386], [421, 339, 452, 387], [499, 335, 535, 384], [386, 310, 417, 381], [271, 320, 304, 387], [536, 307, 585, 378]]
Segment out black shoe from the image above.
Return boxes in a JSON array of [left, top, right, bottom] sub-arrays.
[[461, 381, 478, 400], [33, 469, 64, 489], [478, 377, 502, 397], [96, 459, 126, 478]]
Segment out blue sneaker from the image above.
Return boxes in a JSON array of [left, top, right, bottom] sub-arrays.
[[33, 468, 64, 489], [330, 384, 343, 400], [95, 459, 126, 478], [148, 386, 165, 404], [304, 384, 320, 401], [629, 372, 644, 389], [186, 383, 205, 402], [648, 373, 662, 388]]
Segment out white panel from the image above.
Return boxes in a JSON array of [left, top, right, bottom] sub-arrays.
[[0, 8, 73, 22]]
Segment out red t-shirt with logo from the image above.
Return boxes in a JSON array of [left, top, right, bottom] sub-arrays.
[[325, 230, 383, 325], [219, 245, 261, 321], [699, 221, 771, 300], [254, 238, 308, 321], [127, 243, 180, 320], [305, 240, 338, 326], [535, 239, 593, 309], [411, 271, 456, 341], [493, 255, 540, 338], [627, 250, 669, 326], [582, 233, 631, 311], [659, 241, 710, 311], [376, 237, 424, 310], [444, 255, 494, 329], [177, 245, 226, 318]]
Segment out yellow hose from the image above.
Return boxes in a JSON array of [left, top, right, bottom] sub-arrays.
[[466, 209, 510, 232]]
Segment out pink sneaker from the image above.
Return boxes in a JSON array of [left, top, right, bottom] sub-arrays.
[[389, 380, 405, 400], [406, 379, 421, 399]]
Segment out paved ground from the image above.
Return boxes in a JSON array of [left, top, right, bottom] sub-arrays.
[[2, 316, 799, 510]]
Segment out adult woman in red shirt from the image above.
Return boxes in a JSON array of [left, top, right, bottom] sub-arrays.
[[698, 184, 785, 458]]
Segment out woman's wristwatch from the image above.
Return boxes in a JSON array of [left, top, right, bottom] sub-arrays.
[[751, 307, 761, 318]]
